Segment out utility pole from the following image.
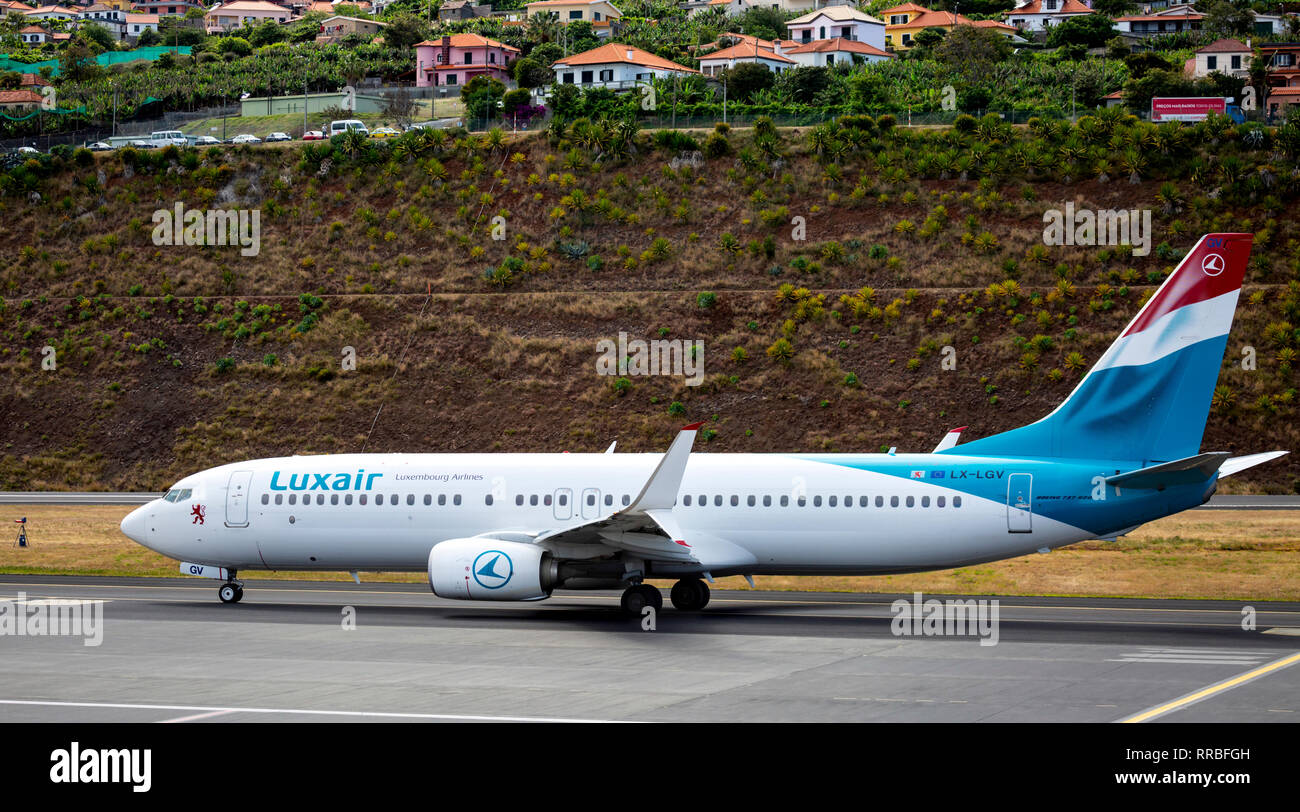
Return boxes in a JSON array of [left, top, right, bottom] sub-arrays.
[[111, 87, 117, 137]]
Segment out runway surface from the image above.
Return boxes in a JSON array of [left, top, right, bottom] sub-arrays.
[[2, 575, 1298, 723], [1, 492, 1296, 509]]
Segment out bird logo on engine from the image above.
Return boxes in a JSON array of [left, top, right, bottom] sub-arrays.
[[472, 550, 513, 589]]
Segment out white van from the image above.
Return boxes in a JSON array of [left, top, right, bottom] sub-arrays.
[[150, 130, 189, 147], [328, 119, 369, 137]]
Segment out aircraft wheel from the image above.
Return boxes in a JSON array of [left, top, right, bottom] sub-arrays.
[[620, 584, 662, 615], [219, 583, 242, 604], [671, 579, 710, 611]]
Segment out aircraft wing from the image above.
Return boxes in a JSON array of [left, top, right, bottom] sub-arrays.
[[526, 423, 755, 571]]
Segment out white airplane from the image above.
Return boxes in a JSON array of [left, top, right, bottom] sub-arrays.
[[121, 234, 1285, 613]]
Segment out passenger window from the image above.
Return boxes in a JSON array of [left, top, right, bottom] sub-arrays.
[[844, 495, 852, 507], [954, 496, 962, 508], [604, 495, 613, 506], [275, 494, 283, 505], [261, 494, 269, 505], [454, 495, 462, 506], [763, 495, 771, 506], [423, 494, 431, 505], [780, 495, 789, 506], [684, 495, 692, 506], [530, 494, 538, 506], [859, 495, 868, 507], [622, 495, 630, 506], [288, 494, 296, 505], [730, 495, 739, 506], [828, 496, 837, 507], [515, 495, 524, 506], [714, 495, 722, 506], [486, 495, 494, 506], [332, 494, 340, 505], [921, 496, 930, 507], [747, 495, 756, 507], [438, 494, 446, 506], [876, 496, 884, 507], [906, 496, 915, 507], [813, 496, 822, 507], [797, 496, 806, 507], [359, 495, 367, 505], [544, 494, 552, 506], [937, 496, 946, 507], [586, 494, 595, 506], [407, 494, 414, 506], [890, 496, 899, 507], [345, 494, 353, 505], [558, 494, 567, 506]]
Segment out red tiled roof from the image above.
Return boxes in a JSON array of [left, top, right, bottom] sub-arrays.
[[784, 38, 892, 57], [698, 42, 795, 63], [1010, 0, 1090, 14], [0, 90, 44, 104], [1196, 37, 1249, 53], [415, 33, 519, 50], [553, 43, 697, 72]]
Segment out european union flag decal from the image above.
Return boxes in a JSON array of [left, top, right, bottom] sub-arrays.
[[929, 471, 946, 479]]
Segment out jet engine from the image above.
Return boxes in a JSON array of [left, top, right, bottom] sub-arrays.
[[427, 538, 557, 601]]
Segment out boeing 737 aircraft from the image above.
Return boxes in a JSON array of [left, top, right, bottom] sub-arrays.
[[121, 233, 1285, 613]]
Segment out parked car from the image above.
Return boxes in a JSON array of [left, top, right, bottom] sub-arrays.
[[129, 140, 156, 149], [265, 132, 292, 143], [87, 142, 113, 151], [328, 119, 368, 137], [231, 134, 261, 144], [17, 146, 40, 154], [193, 136, 221, 147], [149, 130, 188, 148], [301, 130, 326, 141], [370, 126, 401, 139]]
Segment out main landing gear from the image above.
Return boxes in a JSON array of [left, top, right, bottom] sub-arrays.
[[670, 579, 710, 612], [218, 570, 244, 604], [620, 583, 662, 614], [619, 579, 711, 614]]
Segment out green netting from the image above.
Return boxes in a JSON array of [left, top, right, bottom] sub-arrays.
[[0, 46, 191, 77], [0, 106, 87, 122]]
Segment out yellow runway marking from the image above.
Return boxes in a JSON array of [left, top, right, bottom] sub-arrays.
[[1119, 651, 1300, 723]]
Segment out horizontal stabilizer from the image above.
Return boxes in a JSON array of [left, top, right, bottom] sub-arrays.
[[1105, 452, 1231, 489], [1219, 450, 1289, 478]]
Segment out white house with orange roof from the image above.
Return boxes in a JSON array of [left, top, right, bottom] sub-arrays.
[[785, 38, 892, 67], [1112, 5, 1202, 36], [525, 0, 621, 24], [1187, 38, 1251, 79], [882, 3, 1020, 49], [415, 34, 520, 88], [551, 42, 695, 91], [18, 24, 50, 44], [786, 6, 886, 50], [0, 1, 37, 13], [697, 36, 797, 76], [1004, 0, 1093, 32], [22, 4, 78, 22], [124, 12, 160, 40], [204, 0, 293, 33]]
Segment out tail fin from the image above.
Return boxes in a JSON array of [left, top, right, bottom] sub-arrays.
[[949, 233, 1252, 463]]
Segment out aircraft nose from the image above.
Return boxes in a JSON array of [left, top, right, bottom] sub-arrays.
[[120, 504, 150, 544]]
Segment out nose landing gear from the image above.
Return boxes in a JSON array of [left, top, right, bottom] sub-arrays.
[[218, 571, 244, 604]]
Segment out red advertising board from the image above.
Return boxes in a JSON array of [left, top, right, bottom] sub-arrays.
[[1151, 97, 1229, 122]]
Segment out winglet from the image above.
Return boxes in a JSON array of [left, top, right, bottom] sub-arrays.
[[932, 427, 967, 453], [624, 423, 702, 512]]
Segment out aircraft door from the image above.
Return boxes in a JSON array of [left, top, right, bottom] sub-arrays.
[[1007, 473, 1032, 533], [225, 470, 253, 528]]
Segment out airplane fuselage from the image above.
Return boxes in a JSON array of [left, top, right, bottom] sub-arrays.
[[125, 451, 1213, 578]]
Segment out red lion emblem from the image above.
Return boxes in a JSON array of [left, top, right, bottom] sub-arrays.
[[191, 504, 206, 525]]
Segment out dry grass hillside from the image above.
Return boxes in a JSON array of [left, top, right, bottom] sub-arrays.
[[1, 116, 1298, 491]]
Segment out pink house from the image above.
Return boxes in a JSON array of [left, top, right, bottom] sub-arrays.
[[415, 34, 520, 89]]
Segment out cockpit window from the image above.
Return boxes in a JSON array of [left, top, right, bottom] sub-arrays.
[[163, 488, 192, 502]]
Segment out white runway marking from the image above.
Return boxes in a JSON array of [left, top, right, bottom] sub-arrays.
[[1107, 647, 1278, 666], [0, 699, 627, 724]]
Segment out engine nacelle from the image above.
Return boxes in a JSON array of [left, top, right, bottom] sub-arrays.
[[428, 538, 557, 601]]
